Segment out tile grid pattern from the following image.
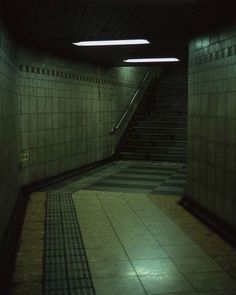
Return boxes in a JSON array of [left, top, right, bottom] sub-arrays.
[[189, 42, 236, 67], [188, 21, 236, 227], [44, 160, 186, 196], [19, 64, 134, 87], [73, 189, 236, 295], [0, 22, 20, 243], [119, 65, 187, 162], [19, 48, 147, 186], [44, 192, 95, 295], [10, 161, 236, 295], [11, 192, 46, 295], [120, 192, 229, 294], [85, 191, 154, 295], [86, 161, 186, 196], [42, 161, 135, 192]]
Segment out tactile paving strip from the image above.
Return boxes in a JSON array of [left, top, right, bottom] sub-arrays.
[[43, 192, 95, 295]]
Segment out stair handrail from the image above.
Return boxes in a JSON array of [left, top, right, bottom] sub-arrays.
[[110, 70, 153, 134]]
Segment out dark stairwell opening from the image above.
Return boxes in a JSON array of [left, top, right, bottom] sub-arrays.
[[116, 64, 188, 163]]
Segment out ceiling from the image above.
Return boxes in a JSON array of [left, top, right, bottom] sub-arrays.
[[1, 0, 235, 66]]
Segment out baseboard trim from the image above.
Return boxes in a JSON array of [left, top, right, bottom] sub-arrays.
[[0, 192, 28, 294], [180, 196, 236, 246], [20, 156, 114, 194], [0, 156, 114, 294]]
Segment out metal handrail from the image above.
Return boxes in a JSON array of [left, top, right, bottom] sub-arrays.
[[110, 70, 152, 134]]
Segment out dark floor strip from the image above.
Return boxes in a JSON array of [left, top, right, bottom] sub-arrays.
[[101, 177, 161, 185], [127, 166, 179, 172], [120, 170, 173, 176], [107, 175, 167, 182], [87, 182, 156, 190], [162, 182, 186, 187], [152, 189, 184, 196], [169, 175, 186, 180], [85, 186, 151, 193], [44, 192, 95, 295]]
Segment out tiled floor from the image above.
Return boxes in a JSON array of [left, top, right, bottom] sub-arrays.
[[42, 160, 186, 195], [10, 161, 236, 295]]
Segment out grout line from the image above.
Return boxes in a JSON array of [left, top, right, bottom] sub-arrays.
[[121, 192, 206, 293], [94, 192, 149, 295], [49, 161, 135, 193], [71, 193, 96, 294], [58, 193, 73, 295], [42, 193, 48, 295], [147, 194, 232, 292]]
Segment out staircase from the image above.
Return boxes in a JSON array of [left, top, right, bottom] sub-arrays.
[[117, 67, 187, 162]]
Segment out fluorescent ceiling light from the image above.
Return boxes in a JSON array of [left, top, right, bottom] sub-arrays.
[[124, 58, 180, 63], [73, 39, 150, 46]]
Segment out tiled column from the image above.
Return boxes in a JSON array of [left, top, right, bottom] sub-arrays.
[[187, 22, 236, 228]]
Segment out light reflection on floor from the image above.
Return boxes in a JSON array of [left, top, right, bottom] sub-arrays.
[[10, 161, 236, 295]]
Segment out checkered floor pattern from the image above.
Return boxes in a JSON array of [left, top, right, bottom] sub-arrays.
[[85, 162, 186, 195], [44, 161, 186, 196]]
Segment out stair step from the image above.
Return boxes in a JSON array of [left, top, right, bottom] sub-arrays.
[[129, 133, 187, 141], [151, 112, 187, 116], [154, 100, 187, 103], [134, 121, 187, 128], [136, 115, 187, 121], [117, 74, 187, 163], [158, 95, 186, 97], [155, 104, 186, 108], [125, 139, 186, 148], [152, 106, 187, 110], [131, 127, 186, 134], [119, 152, 186, 162], [158, 93, 186, 95], [123, 146, 186, 155], [138, 109, 187, 114], [137, 108, 187, 114], [136, 119, 187, 123]]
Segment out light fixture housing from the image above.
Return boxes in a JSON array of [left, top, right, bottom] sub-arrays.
[[73, 39, 150, 46], [124, 58, 180, 63]]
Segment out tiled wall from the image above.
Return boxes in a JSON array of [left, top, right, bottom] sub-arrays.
[[0, 19, 147, 244], [187, 22, 236, 228], [19, 49, 147, 185], [0, 24, 20, 243]]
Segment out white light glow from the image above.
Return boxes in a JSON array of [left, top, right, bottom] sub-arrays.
[[124, 58, 180, 63], [73, 39, 150, 46]]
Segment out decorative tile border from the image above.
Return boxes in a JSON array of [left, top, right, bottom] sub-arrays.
[[190, 44, 236, 67], [19, 64, 134, 87]]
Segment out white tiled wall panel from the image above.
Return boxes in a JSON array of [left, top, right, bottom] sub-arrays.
[[187, 22, 236, 227], [0, 24, 20, 243], [18, 49, 146, 185], [0, 26, 146, 243]]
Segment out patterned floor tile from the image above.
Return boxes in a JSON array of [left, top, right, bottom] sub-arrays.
[[11, 160, 236, 295], [139, 273, 195, 294], [185, 272, 236, 292], [44, 192, 95, 295]]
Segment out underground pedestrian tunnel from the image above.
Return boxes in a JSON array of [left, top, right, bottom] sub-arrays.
[[0, 0, 236, 294]]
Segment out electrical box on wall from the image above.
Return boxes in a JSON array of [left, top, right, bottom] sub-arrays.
[[20, 151, 29, 162]]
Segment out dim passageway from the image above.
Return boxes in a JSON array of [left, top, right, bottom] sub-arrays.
[[11, 161, 236, 295], [1, 1, 236, 295]]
